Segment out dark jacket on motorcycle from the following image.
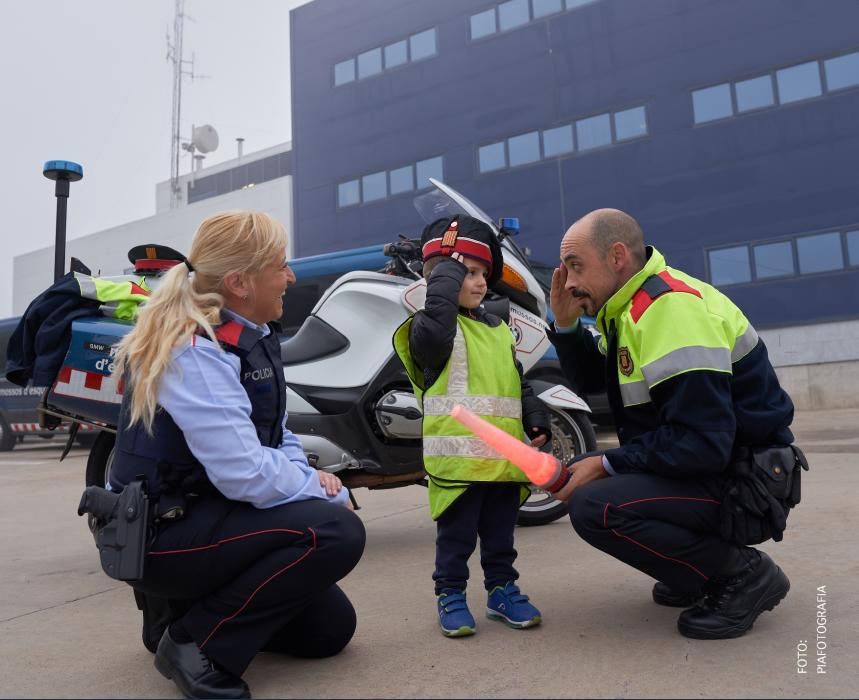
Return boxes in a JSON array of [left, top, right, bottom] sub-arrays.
[[408, 257, 551, 441]]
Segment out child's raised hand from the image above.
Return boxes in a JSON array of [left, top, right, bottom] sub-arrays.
[[529, 427, 548, 448]]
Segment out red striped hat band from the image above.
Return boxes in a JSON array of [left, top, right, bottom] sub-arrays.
[[422, 236, 493, 270]]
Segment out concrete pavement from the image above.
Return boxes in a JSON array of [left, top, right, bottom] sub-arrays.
[[0, 409, 857, 698]]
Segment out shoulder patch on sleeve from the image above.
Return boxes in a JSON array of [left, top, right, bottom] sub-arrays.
[[215, 320, 244, 347], [630, 272, 702, 323]]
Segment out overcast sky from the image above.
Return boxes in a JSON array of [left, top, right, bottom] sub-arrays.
[[0, 0, 310, 318]]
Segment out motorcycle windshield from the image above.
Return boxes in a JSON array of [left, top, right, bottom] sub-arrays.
[[413, 178, 499, 234]]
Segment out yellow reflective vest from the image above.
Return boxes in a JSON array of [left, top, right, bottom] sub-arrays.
[[74, 273, 152, 321], [394, 314, 529, 519], [596, 247, 758, 410]]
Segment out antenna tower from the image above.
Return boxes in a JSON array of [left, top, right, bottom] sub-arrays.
[[166, 0, 197, 208]]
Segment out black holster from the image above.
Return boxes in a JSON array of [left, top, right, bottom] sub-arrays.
[[78, 481, 150, 582], [719, 445, 809, 546]]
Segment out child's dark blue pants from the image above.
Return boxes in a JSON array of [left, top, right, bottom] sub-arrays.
[[433, 482, 522, 594]]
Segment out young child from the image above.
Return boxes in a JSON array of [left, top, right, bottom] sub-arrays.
[[393, 214, 551, 637]]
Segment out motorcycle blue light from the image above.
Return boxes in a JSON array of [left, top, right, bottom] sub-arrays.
[[499, 217, 520, 235]]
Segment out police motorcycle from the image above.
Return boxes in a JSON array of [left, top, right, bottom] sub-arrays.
[[41, 180, 596, 526], [276, 179, 596, 525]]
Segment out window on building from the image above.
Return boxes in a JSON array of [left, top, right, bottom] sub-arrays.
[[188, 176, 217, 204], [565, 0, 595, 7], [389, 165, 414, 195], [824, 51, 859, 92], [797, 232, 843, 274], [409, 28, 436, 62], [532, 0, 564, 19], [709, 246, 751, 286], [846, 230, 859, 266], [263, 155, 281, 181], [735, 75, 775, 113], [338, 180, 360, 207], [753, 241, 794, 279], [471, 8, 497, 39], [415, 156, 443, 189], [542, 124, 574, 157], [776, 61, 822, 104], [214, 171, 232, 197], [357, 48, 383, 79], [498, 0, 530, 32], [692, 83, 733, 123], [384, 40, 408, 69], [361, 171, 387, 202], [248, 159, 264, 185], [613, 106, 647, 141], [334, 58, 356, 86], [508, 131, 540, 167], [576, 113, 611, 150], [479, 142, 507, 173], [231, 164, 249, 190]]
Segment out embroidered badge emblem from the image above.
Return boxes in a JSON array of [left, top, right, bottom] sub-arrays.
[[441, 227, 458, 248], [618, 346, 634, 376]]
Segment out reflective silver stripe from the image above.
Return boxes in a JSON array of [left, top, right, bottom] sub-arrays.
[[75, 273, 97, 299], [642, 346, 731, 388], [99, 303, 119, 318], [731, 323, 759, 363], [620, 380, 650, 406], [423, 436, 504, 459], [448, 328, 468, 394], [423, 394, 522, 418]]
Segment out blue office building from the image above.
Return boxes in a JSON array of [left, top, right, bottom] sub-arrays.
[[290, 0, 859, 332]]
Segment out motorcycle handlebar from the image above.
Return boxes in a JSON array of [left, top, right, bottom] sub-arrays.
[[383, 241, 420, 259]]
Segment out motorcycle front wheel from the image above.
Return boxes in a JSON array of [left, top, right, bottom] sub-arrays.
[[85, 430, 116, 487], [516, 406, 597, 527]]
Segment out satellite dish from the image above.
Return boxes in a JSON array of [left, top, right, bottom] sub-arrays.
[[191, 124, 219, 153]]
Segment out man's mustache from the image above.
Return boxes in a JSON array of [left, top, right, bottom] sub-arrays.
[[571, 289, 589, 299]]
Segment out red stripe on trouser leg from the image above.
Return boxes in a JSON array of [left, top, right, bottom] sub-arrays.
[[602, 499, 714, 581], [199, 528, 318, 650], [149, 527, 306, 556]]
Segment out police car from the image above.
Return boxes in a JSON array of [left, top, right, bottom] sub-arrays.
[[0, 316, 96, 451]]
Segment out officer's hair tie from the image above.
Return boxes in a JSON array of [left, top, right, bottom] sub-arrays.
[[185, 259, 195, 274]]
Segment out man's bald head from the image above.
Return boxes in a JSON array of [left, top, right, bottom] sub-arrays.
[[557, 209, 647, 316], [562, 208, 646, 269]]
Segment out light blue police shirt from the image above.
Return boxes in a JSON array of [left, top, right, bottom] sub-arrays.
[[157, 310, 350, 508]]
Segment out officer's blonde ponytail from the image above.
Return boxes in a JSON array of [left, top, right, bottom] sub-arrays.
[[114, 211, 288, 431]]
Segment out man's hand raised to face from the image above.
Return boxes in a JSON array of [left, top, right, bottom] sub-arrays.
[[550, 265, 586, 329]]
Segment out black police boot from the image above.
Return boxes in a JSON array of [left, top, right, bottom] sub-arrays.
[[135, 590, 174, 654], [154, 628, 251, 699], [652, 582, 702, 608], [677, 550, 790, 639]]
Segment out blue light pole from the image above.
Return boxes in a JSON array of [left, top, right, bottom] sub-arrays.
[[43, 160, 83, 281]]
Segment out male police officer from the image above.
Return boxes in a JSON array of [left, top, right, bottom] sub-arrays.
[[548, 208, 796, 639]]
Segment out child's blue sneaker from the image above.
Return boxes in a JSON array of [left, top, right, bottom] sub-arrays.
[[437, 589, 476, 637], [486, 582, 542, 629]]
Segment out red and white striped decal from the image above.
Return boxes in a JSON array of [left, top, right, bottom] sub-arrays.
[[10, 422, 95, 433], [52, 366, 124, 404]]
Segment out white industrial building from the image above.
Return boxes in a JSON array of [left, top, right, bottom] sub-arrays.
[[12, 142, 293, 315]]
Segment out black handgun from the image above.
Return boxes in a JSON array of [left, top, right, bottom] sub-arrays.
[[78, 481, 150, 582]]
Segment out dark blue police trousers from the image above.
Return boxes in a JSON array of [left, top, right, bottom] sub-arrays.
[[132, 497, 365, 677]]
